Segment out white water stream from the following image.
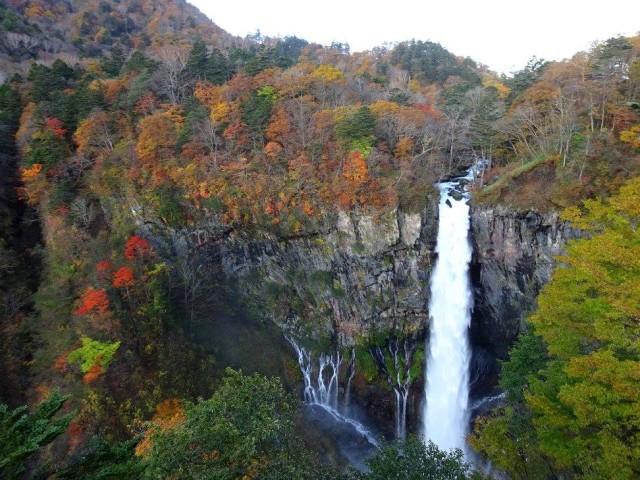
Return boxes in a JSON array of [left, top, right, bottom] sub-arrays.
[[286, 337, 379, 447], [423, 174, 474, 452]]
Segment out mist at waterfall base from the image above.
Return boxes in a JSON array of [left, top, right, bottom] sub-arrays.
[[423, 175, 473, 453]]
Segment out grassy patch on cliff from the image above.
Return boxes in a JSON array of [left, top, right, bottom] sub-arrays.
[[472, 156, 593, 212], [472, 156, 549, 206]]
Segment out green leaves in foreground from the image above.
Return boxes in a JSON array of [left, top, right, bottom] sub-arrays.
[[0, 391, 73, 479], [141, 368, 318, 480], [352, 436, 483, 480]]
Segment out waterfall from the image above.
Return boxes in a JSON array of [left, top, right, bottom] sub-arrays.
[[369, 338, 417, 439], [343, 348, 356, 411], [423, 172, 474, 452], [286, 337, 378, 447]]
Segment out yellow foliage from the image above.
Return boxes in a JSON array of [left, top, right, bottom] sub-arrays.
[[331, 105, 357, 124], [210, 102, 230, 124], [369, 100, 400, 118], [94, 27, 107, 44], [311, 64, 344, 83], [408, 79, 422, 93], [19, 165, 48, 206], [482, 74, 510, 99], [161, 104, 184, 127], [620, 125, 640, 149]]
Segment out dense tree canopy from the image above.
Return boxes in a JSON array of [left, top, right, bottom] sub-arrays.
[[473, 178, 640, 479]]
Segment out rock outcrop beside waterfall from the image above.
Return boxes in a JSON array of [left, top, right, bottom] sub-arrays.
[[164, 206, 440, 343], [469, 206, 580, 358], [144, 196, 576, 354]]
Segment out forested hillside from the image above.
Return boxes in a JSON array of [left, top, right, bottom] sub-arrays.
[[0, 0, 639, 477]]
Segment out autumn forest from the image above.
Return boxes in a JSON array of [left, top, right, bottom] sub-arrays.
[[0, 0, 639, 478]]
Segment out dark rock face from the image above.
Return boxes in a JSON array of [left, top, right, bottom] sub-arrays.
[[194, 206, 440, 344], [142, 198, 579, 436], [469, 206, 579, 359]]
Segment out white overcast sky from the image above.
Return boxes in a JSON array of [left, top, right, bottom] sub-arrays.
[[189, 1, 640, 75]]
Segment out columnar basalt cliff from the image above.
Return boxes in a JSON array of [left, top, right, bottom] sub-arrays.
[[155, 205, 440, 343], [141, 201, 579, 434], [468, 206, 579, 383]]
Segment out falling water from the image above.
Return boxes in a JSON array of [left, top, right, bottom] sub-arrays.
[[423, 172, 474, 452], [286, 337, 379, 447], [369, 338, 416, 439]]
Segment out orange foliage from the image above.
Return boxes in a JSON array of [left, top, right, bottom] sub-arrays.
[[112, 266, 135, 288], [104, 79, 124, 105], [394, 137, 414, 161], [135, 112, 178, 165], [54, 352, 69, 374], [75, 287, 110, 316], [181, 141, 206, 161], [194, 81, 225, 105], [21, 163, 43, 180], [263, 141, 283, 158], [82, 363, 104, 384], [225, 73, 253, 98], [252, 68, 281, 89], [222, 122, 250, 148], [609, 105, 639, 134], [153, 398, 186, 428], [134, 93, 160, 116], [302, 201, 314, 216], [34, 385, 53, 405], [24, 4, 45, 18], [135, 398, 186, 458], [343, 150, 368, 185], [265, 107, 292, 143], [124, 235, 152, 260]]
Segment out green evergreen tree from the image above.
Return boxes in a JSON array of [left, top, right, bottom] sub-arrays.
[[0, 391, 73, 479]]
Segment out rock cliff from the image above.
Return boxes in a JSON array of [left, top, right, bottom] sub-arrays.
[[141, 198, 579, 432], [468, 206, 579, 399], [201, 206, 438, 344]]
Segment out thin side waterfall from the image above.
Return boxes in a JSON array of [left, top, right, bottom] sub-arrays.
[[423, 173, 474, 452], [286, 337, 379, 447], [369, 338, 417, 439], [343, 348, 356, 411]]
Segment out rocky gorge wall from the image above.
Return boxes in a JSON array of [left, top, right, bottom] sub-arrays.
[[161, 204, 440, 344], [468, 206, 580, 400], [140, 200, 579, 433]]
